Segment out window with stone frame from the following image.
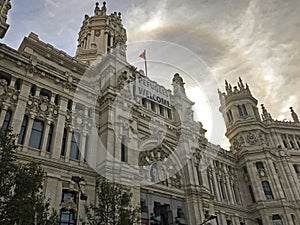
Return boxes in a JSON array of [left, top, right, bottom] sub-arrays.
[[121, 135, 127, 162], [70, 132, 80, 160], [59, 190, 77, 225], [237, 104, 248, 117], [29, 119, 44, 149], [255, 161, 264, 170], [272, 214, 283, 225], [2, 109, 12, 131], [227, 109, 233, 122], [262, 180, 274, 199], [61, 128, 68, 156]]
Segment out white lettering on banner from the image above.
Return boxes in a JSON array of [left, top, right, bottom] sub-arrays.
[[135, 75, 171, 108]]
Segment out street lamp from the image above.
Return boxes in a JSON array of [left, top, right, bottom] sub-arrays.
[[71, 176, 88, 224], [199, 215, 218, 225]]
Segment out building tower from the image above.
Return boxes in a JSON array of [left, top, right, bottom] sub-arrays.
[[219, 78, 300, 225], [0, 0, 11, 38], [75, 2, 127, 63]]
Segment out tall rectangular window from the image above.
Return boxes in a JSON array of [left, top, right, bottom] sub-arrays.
[[18, 115, 28, 144], [70, 132, 80, 160], [29, 120, 44, 149], [262, 181, 274, 199], [2, 110, 12, 130], [61, 128, 67, 156], [121, 136, 127, 162]]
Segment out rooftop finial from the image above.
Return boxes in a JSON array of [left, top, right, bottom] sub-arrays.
[[102, 1, 107, 11], [238, 77, 245, 89], [94, 2, 100, 15], [290, 107, 299, 123], [261, 104, 272, 121]]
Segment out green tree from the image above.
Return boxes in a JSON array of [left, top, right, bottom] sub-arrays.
[[0, 129, 57, 225], [85, 178, 140, 225]]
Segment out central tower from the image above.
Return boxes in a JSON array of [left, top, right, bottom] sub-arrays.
[[75, 2, 127, 63]]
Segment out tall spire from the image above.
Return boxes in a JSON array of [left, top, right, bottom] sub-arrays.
[[290, 107, 299, 123]]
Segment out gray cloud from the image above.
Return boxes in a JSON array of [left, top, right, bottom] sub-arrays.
[[2, 0, 300, 147]]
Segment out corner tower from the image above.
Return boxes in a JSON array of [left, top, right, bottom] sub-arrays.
[[0, 0, 11, 38], [75, 2, 127, 63], [218, 78, 261, 152]]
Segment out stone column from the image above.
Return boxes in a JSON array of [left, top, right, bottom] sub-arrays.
[[284, 159, 300, 201], [11, 81, 31, 133], [211, 165, 221, 201], [224, 167, 234, 204], [79, 132, 87, 165], [40, 120, 51, 156], [64, 129, 73, 162], [51, 97, 68, 159], [247, 162, 264, 201], [0, 105, 8, 127]]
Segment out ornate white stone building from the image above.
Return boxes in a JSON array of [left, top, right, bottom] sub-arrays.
[[1, 2, 300, 225]]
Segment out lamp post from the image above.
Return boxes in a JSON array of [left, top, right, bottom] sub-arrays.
[[71, 176, 88, 225], [199, 215, 218, 225]]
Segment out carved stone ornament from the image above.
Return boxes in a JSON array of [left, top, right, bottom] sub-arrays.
[[0, 79, 19, 108], [246, 132, 258, 145], [26, 95, 59, 120], [60, 197, 77, 211]]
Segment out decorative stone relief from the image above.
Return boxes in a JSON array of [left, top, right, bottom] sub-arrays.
[[246, 132, 258, 145], [0, 79, 19, 108], [26, 95, 59, 120]]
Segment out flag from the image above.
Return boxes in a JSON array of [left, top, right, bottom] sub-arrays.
[[139, 50, 146, 60]]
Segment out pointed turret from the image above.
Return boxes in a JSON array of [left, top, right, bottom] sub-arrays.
[[261, 104, 273, 121], [290, 107, 299, 123], [75, 2, 127, 63]]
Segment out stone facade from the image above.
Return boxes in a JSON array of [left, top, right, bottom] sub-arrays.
[[0, 2, 300, 225]]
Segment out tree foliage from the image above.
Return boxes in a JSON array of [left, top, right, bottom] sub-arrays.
[[0, 129, 57, 225], [85, 177, 140, 225]]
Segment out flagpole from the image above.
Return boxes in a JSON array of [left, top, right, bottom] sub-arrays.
[[144, 50, 148, 77]]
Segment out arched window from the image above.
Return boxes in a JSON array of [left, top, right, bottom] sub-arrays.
[[255, 161, 264, 170], [61, 128, 67, 156], [29, 120, 44, 149], [70, 132, 80, 160], [14, 78, 21, 90], [46, 124, 54, 152], [2, 110, 12, 130], [0, 71, 11, 85], [262, 181, 274, 199], [18, 115, 28, 144], [39, 89, 51, 100], [237, 104, 248, 116], [242, 104, 248, 115], [272, 215, 283, 225], [255, 218, 263, 225], [227, 110, 233, 122]]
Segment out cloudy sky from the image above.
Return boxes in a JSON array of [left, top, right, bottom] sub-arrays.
[[3, 0, 300, 148]]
